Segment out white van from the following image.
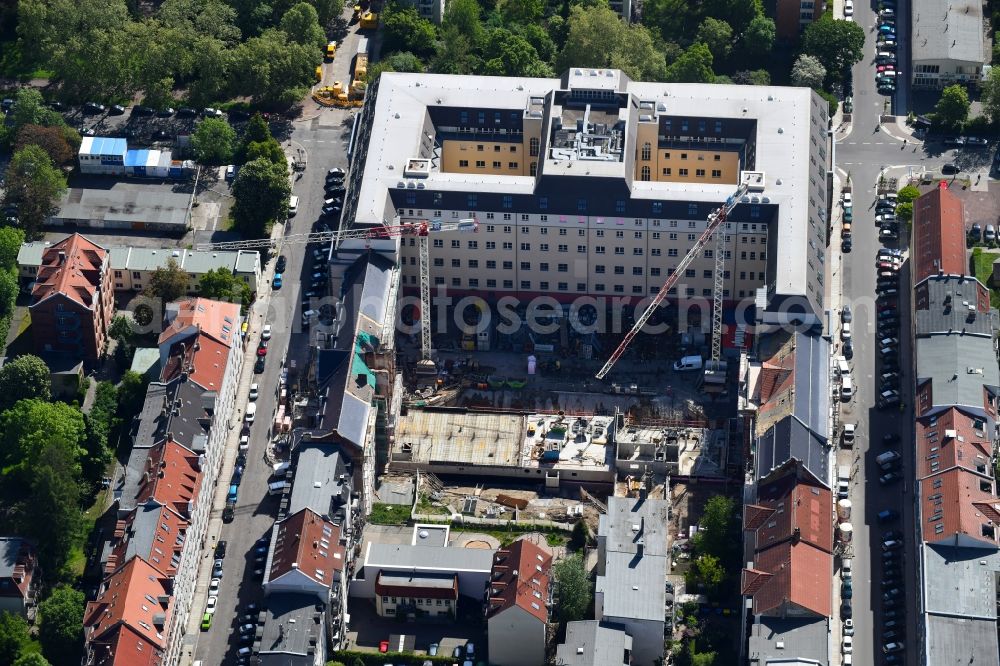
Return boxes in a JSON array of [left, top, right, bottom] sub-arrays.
[[288, 195, 299, 216], [841, 376, 853, 400], [268, 480, 289, 496], [842, 558, 853, 578], [245, 402, 257, 423], [271, 461, 290, 477], [673, 355, 703, 371], [837, 356, 850, 376]]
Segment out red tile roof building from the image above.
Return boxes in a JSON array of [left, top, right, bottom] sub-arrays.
[[741, 472, 833, 618], [486, 539, 552, 666], [264, 508, 346, 602], [28, 233, 114, 359], [103, 505, 188, 578], [131, 438, 201, 519], [912, 184, 967, 284], [0, 537, 38, 617], [84, 557, 173, 666], [158, 297, 241, 392]]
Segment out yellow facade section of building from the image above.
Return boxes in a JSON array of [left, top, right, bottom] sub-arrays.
[[632, 123, 741, 185], [441, 140, 529, 176]]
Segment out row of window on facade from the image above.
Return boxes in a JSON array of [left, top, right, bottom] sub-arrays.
[[639, 166, 722, 180], [423, 238, 765, 257], [457, 160, 524, 170], [638, 145, 726, 162], [415, 275, 759, 294], [416, 194, 763, 217], [421, 259, 763, 274]]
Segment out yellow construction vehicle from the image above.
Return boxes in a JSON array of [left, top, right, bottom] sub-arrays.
[[315, 65, 323, 83], [325, 41, 337, 61], [359, 10, 379, 29]]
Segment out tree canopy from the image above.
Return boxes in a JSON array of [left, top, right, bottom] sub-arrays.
[[0, 355, 52, 412], [231, 157, 291, 237], [2, 145, 67, 239], [980, 67, 1000, 123], [191, 117, 236, 165], [935, 84, 970, 129], [790, 54, 826, 89], [553, 554, 591, 623], [0, 612, 30, 665], [38, 586, 84, 665], [146, 257, 190, 303], [198, 268, 253, 307], [801, 15, 865, 77], [666, 43, 715, 83]]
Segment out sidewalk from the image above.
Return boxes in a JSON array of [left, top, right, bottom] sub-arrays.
[[178, 205, 285, 666]]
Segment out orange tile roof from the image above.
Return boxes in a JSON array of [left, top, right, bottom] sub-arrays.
[[753, 475, 833, 554], [31, 233, 108, 308], [84, 557, 172, 654], [486, 539, 552, 624], [134, 439, 201, 518], [912, 185, 967, 284], [158, 297, 241, 349], [91, 625, 163, 666], [269, 509, 345, 588], [919, 467, 1000, 546], [105, 505, 188, 578], [743, 540, 832, 617], [914, 407, 992, 479]]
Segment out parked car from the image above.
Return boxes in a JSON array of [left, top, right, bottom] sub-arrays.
[[986, 224, 997, 242], [83, 102, 106, 114], [275, 255, 287, 272], [970, 223, 983, 241], [272, 273, 283, 289], [942, 163, 960, 175], [844, 0, 854, 15], [880, 471, 902, 485], [878, 509, 900, 523], [254, 357, 266, 373], [966, 136, 989, 147]]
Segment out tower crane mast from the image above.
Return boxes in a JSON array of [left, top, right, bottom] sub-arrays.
[[594, 183, 749, 380], [197, 218, 478, 367]]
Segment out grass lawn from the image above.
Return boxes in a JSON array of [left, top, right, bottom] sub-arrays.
[[0, 41, 53, 81], [971, 248, 1000, 309], [65, 487, 109, 578], [369, 503, 412, 525]]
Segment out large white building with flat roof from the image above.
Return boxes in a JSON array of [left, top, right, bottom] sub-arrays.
[[342, 68, 832, 336]]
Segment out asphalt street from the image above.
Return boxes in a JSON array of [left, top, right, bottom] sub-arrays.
[[833, 1, 947, 664], [190, 99, 356, 666]]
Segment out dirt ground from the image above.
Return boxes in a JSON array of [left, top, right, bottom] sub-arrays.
[[424, 480, 604, 527]]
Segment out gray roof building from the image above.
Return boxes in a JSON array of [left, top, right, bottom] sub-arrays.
[[363, 542, 495, 574], [50, 188, 190, 232], [915, 334, 999, 419], [746, 616, 829, 665], [256, 593, 327, 666], [288, 442, 352, 521], [595, 552, 666, 622], [554, 621, 632, 666], [755, 417, 828, 487], [912, 0, 986, 71], [923, 545, 1000, 620], [914, 275, 996, 337]]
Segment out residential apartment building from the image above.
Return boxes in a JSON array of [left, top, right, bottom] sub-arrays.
[[911, 0, 987, 88], [555, 620, 633, 666], [773, 0, 824, 41], [486, 539, 552, 666], [396, 0, 446, 22], [0, 537, 38, 618], [19, 241, 262, 295], [91, 297, 244, 666], [739, 326, 832, 665], [594, 495, 669, 666], [909, 183, 1000, 665], [345, 68, 831, 335], [28, 233, 115, 360], [374, 571, 458, 618], [607, 0, 635, 22]]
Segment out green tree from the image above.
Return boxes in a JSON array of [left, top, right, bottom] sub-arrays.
[[198, 268, 253, 307], [245, 139, 287, 167], [736, 15, 775, 60], [229, 29, 316, 106], [685, 553, 725, 592], [2, 145, 67, 239], [191, 118, 237, 165], [442, 0, 484, 47], [516, 24, 557, 64], [0, 355, 52, 412], [641, 0, 699, 44], [245, 113, 273, 145], [82, 381, 118, 486], [38, 586, 84, 665], [431, 26, 480, 74], [109, 314, 135, 348], [790, 54, 826, 88], [801, 14, 865, 76], [0, 399, 86, 476], [895, 201, 913, 223], [0, 611, 30, 665], [159, 0, 242, 45], [0, 228, 26, 271], [557, 5, 666, 81], [188, 39, 233, 107], [482, 29, 552, 77], [666, 43, 715, 83], [934, 84, 970, 129], [8, 89, 67, 136], [980, 67, 1000, 123], [380, 52, 426, 73], [22, 444, 83, 580], [146, 257, 190, 303], [117, 371, 149, 422], [231, 158, 292, 237], [280, 2, 327, 49], [553, 554, 591, 623], [14, 653, 52, 666], [896, 185, 920, 204], [696, 18, 733, 64], [703, 0, 762, 35], [14, 125, 79, 167], [499, 0, 543, 24], [382, 3, 438, 59], [731, 69, 770, 85], [693, 495, 736, 561]]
